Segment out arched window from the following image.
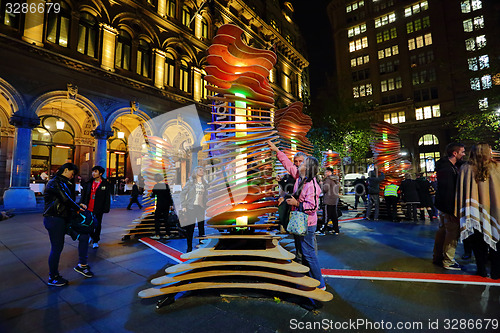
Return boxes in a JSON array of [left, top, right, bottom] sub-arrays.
[[107, 127, 127, 178], [1, 1, 20, 29], [115, 30, 132, 70], [418, 134, 439, 146], [201, 18, 209, 39], [77, 12, 98, 58], [201, 69, 209, 99], [179, 59, 190, 92], [46, 1, 71, 47], [31, 115, 75, 176], [182, 6, 191, 27], [164, 52, 175, 87], [167, 0, 176, 17], [136, 39, 151, 77]]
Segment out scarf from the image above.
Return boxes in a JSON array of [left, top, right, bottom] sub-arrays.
[[456, 162, 500, 250]]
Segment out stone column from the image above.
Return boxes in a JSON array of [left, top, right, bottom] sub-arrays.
[[153, 48, 166, 89], [92, 128, 113, 176], [3, 114, 40, 209]]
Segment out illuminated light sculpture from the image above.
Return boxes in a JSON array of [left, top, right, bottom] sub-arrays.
[[139, 24, 332, 305], [321, 150, 341, 176], [273, 101, 314, 177], [370, 121, 410, 191], [123, 134, 176, 239]]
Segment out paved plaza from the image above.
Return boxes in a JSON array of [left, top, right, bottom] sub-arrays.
[[1, 196, 499, 333]]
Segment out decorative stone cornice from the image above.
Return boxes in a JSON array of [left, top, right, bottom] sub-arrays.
[[0, 126, 15, 137], [74, 137, 96, 146]]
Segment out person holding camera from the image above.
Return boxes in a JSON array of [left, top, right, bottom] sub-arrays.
[[43, 163, 93, 287]]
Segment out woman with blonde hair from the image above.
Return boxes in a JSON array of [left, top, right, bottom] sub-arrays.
[[456, 143, 500, 278]]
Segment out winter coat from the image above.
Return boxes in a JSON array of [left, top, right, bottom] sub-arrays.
[[435, 157, 459, 215], [400, 179, 420, 203]]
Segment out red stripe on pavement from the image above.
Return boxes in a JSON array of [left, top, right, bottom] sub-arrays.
[[321, 268, 500, 286], [139, 237, 186, 263], [339, 217, 364, 222]]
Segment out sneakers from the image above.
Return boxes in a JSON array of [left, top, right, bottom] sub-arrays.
[[92, 242, 99, 249], [150, 235, 161, 240], [74, 264, 94, 278], [319, 285, 327, 291], [443, 262, 462, 271], [47, 275, 69, 287]]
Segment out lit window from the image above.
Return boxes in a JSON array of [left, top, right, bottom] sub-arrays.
[[346, 0, 365, 13], [405, 1, 429, 17], [349, 37, 368, 52], [419, 134, 439, 146], [375, 12, 396, 28], [461, 0, 471, 13], [164, 53, 175, 87], [472, 0, 482, 11], [351, 59, 357, 67], [465, 38, 476, 51], [182, 6, 191, 27], [353, 83, 372, 98], [388, 78, 395, 90], [479, 54, 489, 69], [406, 22, 413, 34], [179, 59, 190, 92], [392, 45, 399, 55], [424, 33, 432, 45], [395, 77, 402, 89], [474, 16, 484, 30], [478, 97, 488, 110], [476, 35, 486, 49], [348, 23, 367, 37], [384, 112, 405, 124], [416, 36, 424, 48], [353, 86, 359, 97], [415, 104, 440, 120], [422, 16, 430, 28], [136, 39, 151, 78], [408, 39, 416, 50], [77, 12, 98, 58], [115, 30, 131, 70], [381, 80, 387, 92], [378, 50, 385, 59], [470, 77, 480, 90], [463, 19, 473, 32], [46, 1, 71, 47], [201, 18, 209, 39], [167, 0, 176, 17], [414, 19, 422, 31], [481, 75, 491, 89]]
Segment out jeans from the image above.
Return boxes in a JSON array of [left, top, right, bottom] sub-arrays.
[[44, 216, 89, 277], [432, 212, 460, 266], [366, 194, 380, 220], [296, 225, 326, 289], [90, 212, 104, 243], [354, 194, 367, 209], [184, 205, 205, 252]]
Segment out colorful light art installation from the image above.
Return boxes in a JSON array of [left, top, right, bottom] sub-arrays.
[[139, 24, 332, 304], [370, 121, 410, 192], [493, 150, 500, 162], [321, 150, 342, 176]]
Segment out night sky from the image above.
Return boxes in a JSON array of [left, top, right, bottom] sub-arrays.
[[290, 0, 336, 99]]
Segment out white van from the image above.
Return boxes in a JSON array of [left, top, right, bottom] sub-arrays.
[[343, 173, 368, 194]]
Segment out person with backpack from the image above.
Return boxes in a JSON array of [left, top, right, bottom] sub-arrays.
[[79, 166, 111, 248], [43, 163, 93, 287], [268, 140, 327, 290]]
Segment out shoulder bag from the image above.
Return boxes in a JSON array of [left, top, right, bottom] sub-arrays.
[[287, 178, 318, 236]]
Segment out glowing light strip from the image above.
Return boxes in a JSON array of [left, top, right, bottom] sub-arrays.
[[321, 269, 500, 286]]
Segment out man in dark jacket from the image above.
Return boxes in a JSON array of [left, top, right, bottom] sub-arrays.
[[79, 166, 111, 248], [365, 168, 385, 221], [127, 182, 143, 210], [432, 142, 465, 270], [353, 176, 367, 210], [400, 173, 420, 222], [150, 174, 174, 239]]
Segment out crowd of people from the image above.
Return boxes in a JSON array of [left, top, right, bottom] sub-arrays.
[[39, 140, 499, 288]]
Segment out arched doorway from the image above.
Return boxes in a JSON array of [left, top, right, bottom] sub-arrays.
[[418, 134, 440, 175], [107, 127, 128, 179], [31, 115, 75, 177], [162, 117, 195, 186]]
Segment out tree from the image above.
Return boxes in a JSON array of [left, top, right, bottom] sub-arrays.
[[452, 111, 500, 150]]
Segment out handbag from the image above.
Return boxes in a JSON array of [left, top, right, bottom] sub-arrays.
[[66, 210, 97, 240], [286, 179, 318, 236], [287, 207, 308, 236]]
